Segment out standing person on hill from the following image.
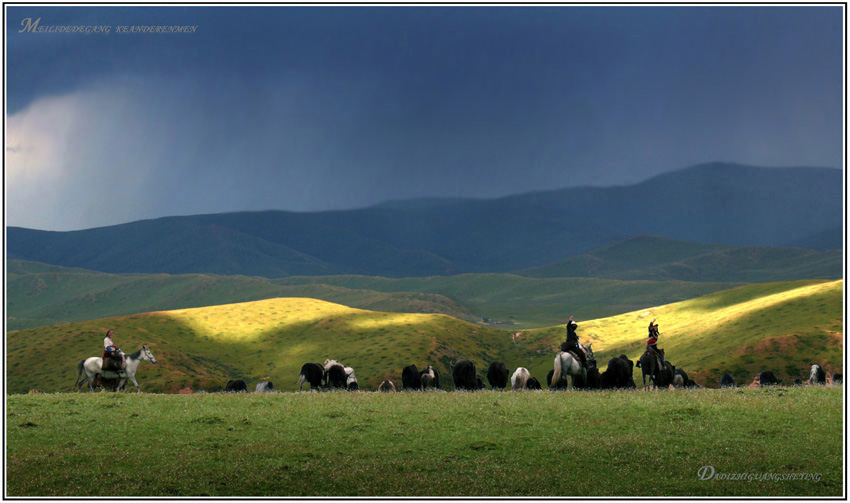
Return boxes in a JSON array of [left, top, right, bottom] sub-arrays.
[[562, 316, 587, 366]]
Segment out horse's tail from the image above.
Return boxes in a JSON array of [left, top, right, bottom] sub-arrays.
[[73, 359, 85, 389], [551, 356, 562, 387]]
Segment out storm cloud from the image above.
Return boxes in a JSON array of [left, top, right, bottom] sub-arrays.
[[5, 6, 844, 231]]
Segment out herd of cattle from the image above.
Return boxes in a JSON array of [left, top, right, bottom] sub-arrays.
[[241, 358, 842, 393], [187, 358, 843, 394]]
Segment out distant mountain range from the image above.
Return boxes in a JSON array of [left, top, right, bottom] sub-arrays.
[[7, 163, 843, 278]]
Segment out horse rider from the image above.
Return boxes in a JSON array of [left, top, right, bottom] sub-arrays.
[[646, 319, 665, 367], [562, 316, 587, 366], [102, 330, 126, 376]]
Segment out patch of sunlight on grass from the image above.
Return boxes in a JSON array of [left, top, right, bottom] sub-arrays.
[[158, 298, 358, 341], [345, 312, 432, 330]]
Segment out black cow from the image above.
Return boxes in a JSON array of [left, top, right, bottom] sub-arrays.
[[325, 365, 347, 389], [833, 373, 843, 385], [487, 362, 509, 391], [808, 364, 826, 385], [758, 370, 782, 387], [402, 365, 422, 390], [547, 369, 569, 390], [420, 366, 440, 390], [526, 377, 542, 390], [571, 367, 601, 390], [719, 373, 736, 388], [225, 380, 248, 392], [452, 360, 479, 391], [599, 355, 636, 390], [476, 377, 486, 390], [297, 363, 325, 391]]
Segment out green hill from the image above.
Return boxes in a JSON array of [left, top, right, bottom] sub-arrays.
[[6, 279, 842, 394], [518, 279, 844, 388], [7, 298, 513, 395], [517, 235, 842, 282], [277, 273, 743, 328], [7, 260, 743, 330], [6, 260, 477, 331]]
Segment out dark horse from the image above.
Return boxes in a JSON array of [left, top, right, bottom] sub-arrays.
[[637, 350, 674, 390]]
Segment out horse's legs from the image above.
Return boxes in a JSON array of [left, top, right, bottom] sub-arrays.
[[130, 376, 140, 392]]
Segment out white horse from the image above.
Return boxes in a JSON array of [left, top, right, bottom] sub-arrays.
[[550, 343, 594, 391], [511, 367, 532, 390], [74, 345, 157, 392]]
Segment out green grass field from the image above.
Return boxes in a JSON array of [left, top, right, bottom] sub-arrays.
[[6, 387, 843, 497]]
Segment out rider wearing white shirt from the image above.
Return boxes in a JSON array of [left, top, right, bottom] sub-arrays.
[[102, 330, 125, 374]]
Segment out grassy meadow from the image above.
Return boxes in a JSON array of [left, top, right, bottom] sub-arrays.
[[6, 387, 843, 497], [5, 279, 843, 394]]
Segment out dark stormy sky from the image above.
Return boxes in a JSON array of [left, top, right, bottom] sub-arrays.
[[5, 5, 844, 231]]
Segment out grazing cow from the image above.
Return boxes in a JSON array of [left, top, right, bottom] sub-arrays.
[[758, 371, 782, 387], [379, 380, 396, 392], [599, 355, 636, 390], [225, 380, 248, 392], [573, 367, 601, 390], [487, 362, 510, 391], [297, 363, 325, 391], [476, 377, 486, 390], [420, 366, 440, 390], [511, 367, 532, 390], [673, 368, 690, 389], [452, 360, 479, 391], [28, 389, 45, 394], [547, 369, 569, 390], [720, 373, 736, 388], [402, 365, 422, 391], [177, 387, 194, 394], [526, 377, 542, 390], [808, 364, 826, 385], [344, 367, 358, 391], [833, 373, 843, 385], [325, 365, 347, 389], [255, 381, 275, 393]]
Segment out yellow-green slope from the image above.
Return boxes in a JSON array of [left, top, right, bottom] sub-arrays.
[[520, 279, 844, 387], [7, 279, 843, 394], [7, 298, 511, 394]]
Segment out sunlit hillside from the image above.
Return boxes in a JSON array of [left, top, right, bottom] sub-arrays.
[[6, 279, 842, 394], [6, 298, 515, 394], [518, 279, 843, 387]]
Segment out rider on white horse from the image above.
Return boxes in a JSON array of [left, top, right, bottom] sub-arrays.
[[563, 316, 587, 367], [103, 330, 126, 377]]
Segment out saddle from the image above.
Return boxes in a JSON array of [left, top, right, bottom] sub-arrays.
[[102, 353, 126, 373], [560, 342, 587, 366]]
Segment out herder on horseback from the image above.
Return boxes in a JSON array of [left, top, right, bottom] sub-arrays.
[[646, 319, 665, 367], [561, 316, 588, 367], [102, 330, 127, 377]]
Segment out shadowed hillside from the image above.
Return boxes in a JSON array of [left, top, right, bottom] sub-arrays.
[[518, 235, 842, 281], [7, 163, 842, 278], [7, 259, 742, 330]]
